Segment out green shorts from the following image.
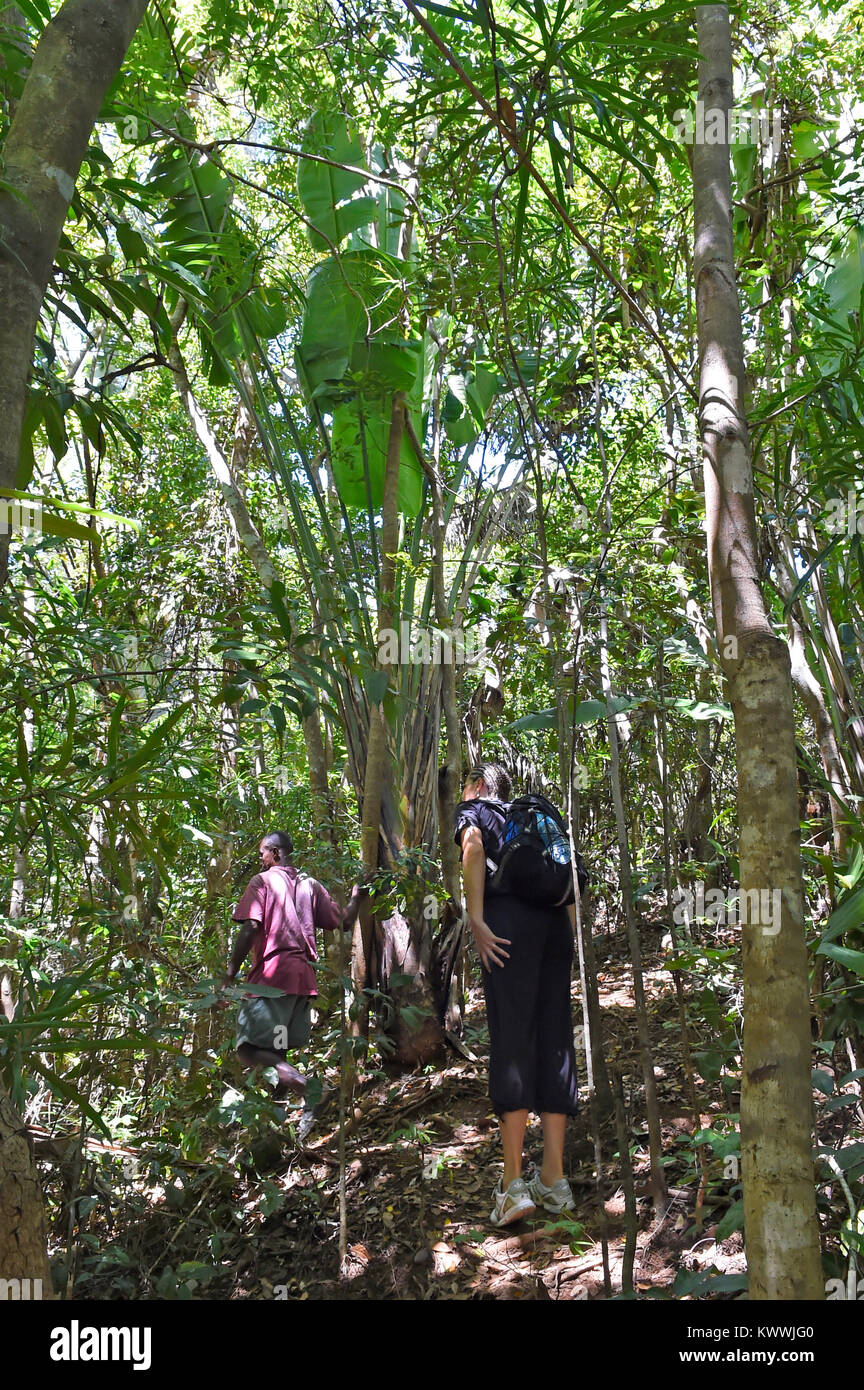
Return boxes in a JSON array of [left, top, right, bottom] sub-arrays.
[[235, 993, 312, 1052]]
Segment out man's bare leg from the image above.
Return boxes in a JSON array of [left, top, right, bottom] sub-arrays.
[[500, 1109, 530, 1187], [539, 1112, 567, 1186], [237, 1043, 306, 1099]]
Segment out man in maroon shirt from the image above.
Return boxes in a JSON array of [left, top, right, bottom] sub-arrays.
[[226, 830, 362, 1103]]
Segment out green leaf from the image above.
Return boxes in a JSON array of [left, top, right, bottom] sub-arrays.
[[673, 1267, 748, 1298], [43, 687, 77, 778], [297, 261, 369, 399], [13, 0, 52, 25], [0, 488, 140, 531], [573, 699, 607, 723], [831, 1143, 864, 1173], [388, 971, 416, 989], [330, 400, 423, 516], [31, 1061, 111, 1140], [443, 362, 501, 445], [298, 112, 373, 249], [350, 336, 423, 395], [116, 222, 149, 262], [812, 1068, 835, 1095], [782, 537, 840, 617], [816, 942, 864, 976], [505, 708, 557, 732], [820, 884, 864, 944], [693, 1049, 724, 1082], [369, 156, 407, 258], [365, 669, 389, 703], [39, 512, 100, 545], [176, 1261, 218, 1283], [823, 1093, 862, 1113], [243, 287, 288, 341], [672, 698, 733, 721], [714, 1199, 745, 1241], [88, 702, 191, 799], [837, 843, 864, 893], [298, 249, 408, 404]]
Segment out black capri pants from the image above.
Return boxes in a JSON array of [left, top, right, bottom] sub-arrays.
[[481, 895, 579, 1117]]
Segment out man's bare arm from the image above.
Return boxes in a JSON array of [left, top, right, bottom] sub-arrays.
[[225, 920, 258, 983], [341, 884, 369, 932]]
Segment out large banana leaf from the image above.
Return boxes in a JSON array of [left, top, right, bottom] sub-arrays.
[[331, 400, 424, 514], [297, 248, 413, 399], [298, 111, 377, 250]]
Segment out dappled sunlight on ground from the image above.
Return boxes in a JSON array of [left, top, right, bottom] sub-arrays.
[[36, 931, 759, 1300]]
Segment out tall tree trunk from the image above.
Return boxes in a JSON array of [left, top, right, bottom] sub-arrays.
[[2, 581, 35, 1019], [168, 319, 330, 823], [0, 568, 52, 1286], [0, 1095, 54, 1293], [361, 399, 403, 841], [693, 3, 822, 1299], [599, 602, 666, 1206], [354, 396, 403, 1037], [0, 0, 150, 588], [352, 398, 446, 1061], [406, 389, 465, 1032], [592, 329, 665, 1199], [413, 399, 462, 905], [2, 848, 26, 1023]]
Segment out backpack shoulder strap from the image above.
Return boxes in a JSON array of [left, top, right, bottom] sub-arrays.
[[463, 799, 507, 875]]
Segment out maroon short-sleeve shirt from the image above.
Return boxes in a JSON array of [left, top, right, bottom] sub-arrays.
[[233, 865, 341, 996]]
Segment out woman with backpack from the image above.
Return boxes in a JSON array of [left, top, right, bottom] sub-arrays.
[[454, 761, 584, 1227]]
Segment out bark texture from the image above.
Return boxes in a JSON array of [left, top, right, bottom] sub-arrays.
[[0, 1093, 53, 1291], [0, 3, 149, 1284], [0, 0, 150, 587], [694, 4, 822, 1299], [733, 633, 823, 1297]]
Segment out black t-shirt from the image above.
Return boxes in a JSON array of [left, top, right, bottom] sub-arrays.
[[453, 798, 509, 896]]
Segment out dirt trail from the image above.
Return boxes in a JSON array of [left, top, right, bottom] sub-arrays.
[[272, 941, 744, 1300], [45, 936, 748, 1300]]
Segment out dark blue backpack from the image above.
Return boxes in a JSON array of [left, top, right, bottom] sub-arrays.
[[487, 795, 588, 907]]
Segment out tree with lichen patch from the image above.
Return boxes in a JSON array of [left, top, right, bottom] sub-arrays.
[[0, 0, 150, 588], [692, 3, 822, 1300]]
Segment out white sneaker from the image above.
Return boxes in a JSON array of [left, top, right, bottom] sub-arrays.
[[526, 1169, 577, 1216], [490, 1176, 536, 1227]]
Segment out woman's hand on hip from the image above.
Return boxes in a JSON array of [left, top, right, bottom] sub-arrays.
[[470, 917, 511, 969]]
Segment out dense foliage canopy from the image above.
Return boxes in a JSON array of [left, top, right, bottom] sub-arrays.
[[2, 0, 864, 1305]]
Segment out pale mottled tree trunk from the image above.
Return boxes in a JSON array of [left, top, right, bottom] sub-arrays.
[[0, 1095, 53, 1292], [0, 0, 150, 587], [694, 4, 822, 1299]]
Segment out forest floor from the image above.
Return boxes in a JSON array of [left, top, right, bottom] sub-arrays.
[[39, 926, 758, 1301]]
